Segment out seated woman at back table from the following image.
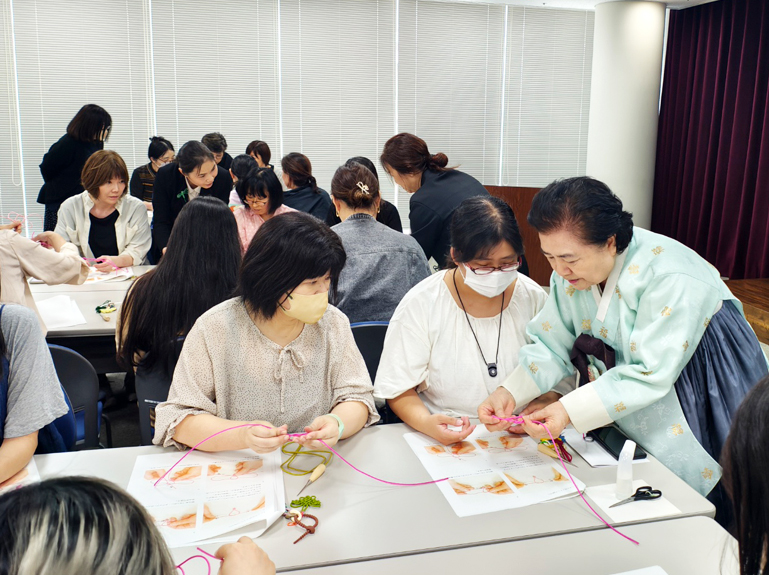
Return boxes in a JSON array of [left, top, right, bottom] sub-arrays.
[[246, 139, 274, 170], [129, 136, 175, 211], [117, 197, 241, 375], [330, 161, 429, 323], [374, 196, 560, 445], [325, 156, 403, 232], [154, 211, 379, 453], [233, 168, 297, 254], [54, 150, 151, 270]]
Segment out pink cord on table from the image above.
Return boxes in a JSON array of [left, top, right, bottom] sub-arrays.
[[82, 256, 120, 269], [492, 415, 639, 546], [176, 547, 222, 574], [154, 423, 448, 488]]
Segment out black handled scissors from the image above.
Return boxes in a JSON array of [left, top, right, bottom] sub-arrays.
[[609, 485, 662, 508]]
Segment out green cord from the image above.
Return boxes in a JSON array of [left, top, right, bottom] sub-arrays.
[[280, 442, 333, 476]]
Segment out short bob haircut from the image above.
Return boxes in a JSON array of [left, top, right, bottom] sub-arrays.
[[201, 132, 228, 154], [528, 176, 635, 253], [147, 136, 174, 161], [176, 141, 215, 175], [81, 150, 129, 200], [722, 374, 769, 575], [331, 161, 380, 210], [0, 476, 176, 575], [66, 104, 112, 144], [230, 154, 258, 182], [236, 168, 284, 213], [246, 140, 271, 165], [449, 196, 525, 268], [237, 211, 346, 320]]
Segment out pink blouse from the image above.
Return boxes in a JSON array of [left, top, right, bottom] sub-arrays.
[[233, 204, 297, 253]]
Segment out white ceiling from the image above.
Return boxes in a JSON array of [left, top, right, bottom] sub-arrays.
[[452, 0, 719, 10]]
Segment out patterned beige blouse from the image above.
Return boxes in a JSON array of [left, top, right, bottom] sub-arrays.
[[154, 297, 379, 449]]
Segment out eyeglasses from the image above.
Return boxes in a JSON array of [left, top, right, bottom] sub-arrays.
[[467, 259, 521, 275], [245, 196, 269, 207]]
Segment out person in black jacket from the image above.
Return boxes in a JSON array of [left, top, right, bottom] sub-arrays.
[[380, 133, 489, 268], [280, 153, 332, 221], [152, 141, 233, 251], [129, 136, 175, 210], [37, 104, 112, 231], [325, 156, 402, 232], [202, 132, 233, 171]]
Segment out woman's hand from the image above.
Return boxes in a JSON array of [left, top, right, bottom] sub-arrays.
[[240, 423, 290, 454], [477, 387, 517, 432], [0, 221, 22, 233], [31, 231, 66, 251], [421, 414, 475, 446], [216, 536, 275, 575], [517, 401, 571, 440], [295, 415, 341, 449], [507, 391, 562, 435], [92, 257, 117, 273]]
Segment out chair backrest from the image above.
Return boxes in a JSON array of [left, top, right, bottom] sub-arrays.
[[49, 389, 77, 452], [350, 322, 389, 383], [47, 344, 100, 448], [135, 337, 185, 445]]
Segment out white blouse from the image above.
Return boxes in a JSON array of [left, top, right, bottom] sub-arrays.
[[374, 271, 550, 417]]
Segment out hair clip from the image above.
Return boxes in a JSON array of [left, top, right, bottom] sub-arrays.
[[356, 182, 370, 195]]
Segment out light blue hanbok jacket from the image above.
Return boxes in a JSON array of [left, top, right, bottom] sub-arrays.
[[502, 227, 756, 495]]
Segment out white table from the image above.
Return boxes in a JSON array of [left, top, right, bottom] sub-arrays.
[[277, 516, 737, 575], [34, 424, 715, 573]]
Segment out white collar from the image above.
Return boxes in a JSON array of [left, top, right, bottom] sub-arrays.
[[591, 250, 628, 322]]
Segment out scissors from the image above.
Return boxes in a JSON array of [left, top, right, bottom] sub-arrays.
[[609, 485, 662, 508]]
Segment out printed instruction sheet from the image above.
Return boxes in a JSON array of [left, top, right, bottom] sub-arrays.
[[127, 449, 284, 547], [405, 428, 585, 517]]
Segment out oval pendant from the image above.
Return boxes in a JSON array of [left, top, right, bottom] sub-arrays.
[[488, 363, 498, 377]]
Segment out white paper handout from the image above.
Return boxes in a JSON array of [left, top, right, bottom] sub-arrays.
[[84, 265, 134, 283], [35, 295, 87, 329], [405, 428, 585, 517], [127, 449, 284, 548], [0, 459, 40, 495], [585, 480, 680, 523], [611, 568, 669, 575]]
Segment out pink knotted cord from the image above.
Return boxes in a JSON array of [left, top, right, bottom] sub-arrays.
[[175, 547, 222, 574], [153, 423, 449, 488], [492, 414, 639, 545]]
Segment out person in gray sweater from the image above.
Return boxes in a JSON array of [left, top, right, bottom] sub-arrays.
[[331, 162, 430, 324]]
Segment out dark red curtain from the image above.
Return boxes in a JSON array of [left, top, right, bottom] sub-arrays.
[[652, 0, 769, 280]]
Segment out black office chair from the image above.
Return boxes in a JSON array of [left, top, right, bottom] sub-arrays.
[[135, 337, 185, 445], [48, 344, 112, 449], [350, 321, 400, 424]]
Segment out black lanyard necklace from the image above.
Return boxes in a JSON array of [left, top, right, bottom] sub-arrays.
[[452, 269, 505, 377]]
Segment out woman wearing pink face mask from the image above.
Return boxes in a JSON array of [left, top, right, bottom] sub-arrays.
[[153, 211, 379, 454], [374, 197, 559, 446]]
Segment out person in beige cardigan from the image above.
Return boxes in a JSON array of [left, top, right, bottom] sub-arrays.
[[0, 220, 88, 332]]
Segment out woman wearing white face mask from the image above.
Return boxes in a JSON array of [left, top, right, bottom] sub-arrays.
[[374, 197, 563, 446], [153, 211, 379, 454], [129, 136, 175, 211]]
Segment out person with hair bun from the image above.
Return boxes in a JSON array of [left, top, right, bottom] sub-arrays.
[[151, 140, 233, 251], [325, 156, 403, 232], [330, 162, 429, 323], [380, 133, 489, 266], [479, 176, 768, 511], [129, 136, 175, 211], [375, 196, 550, 445], [280, 153, 333, 220]]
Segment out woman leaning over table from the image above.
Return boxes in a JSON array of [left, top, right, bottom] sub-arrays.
[[153, 211, 379, 453], [54, 150, 151, 271], [478, 176, 768, 511], [374, 196, 564, 445]]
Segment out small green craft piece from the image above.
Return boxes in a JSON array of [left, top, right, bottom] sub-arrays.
[[290, 495, 321, 512]]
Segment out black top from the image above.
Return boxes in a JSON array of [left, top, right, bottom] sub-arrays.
[[88, 210, 120, 258], [151, 162, 233, 250], [130, 163, 157, 202], [325, 199, 403, 232], [409, 169, 489, 267], [218, 152, 233, 171], [37, 134, 103, 205], [283, 185, 333, 221]]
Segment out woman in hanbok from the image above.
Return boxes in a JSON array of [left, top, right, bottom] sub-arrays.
[[478, 177, 767, 516]]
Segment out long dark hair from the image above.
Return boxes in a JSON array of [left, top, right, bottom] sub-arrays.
[[528, 177, 634, 253], [722, 374, 769, 575], [117, 197, 240, 371], [66, 104, 112, 143]]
